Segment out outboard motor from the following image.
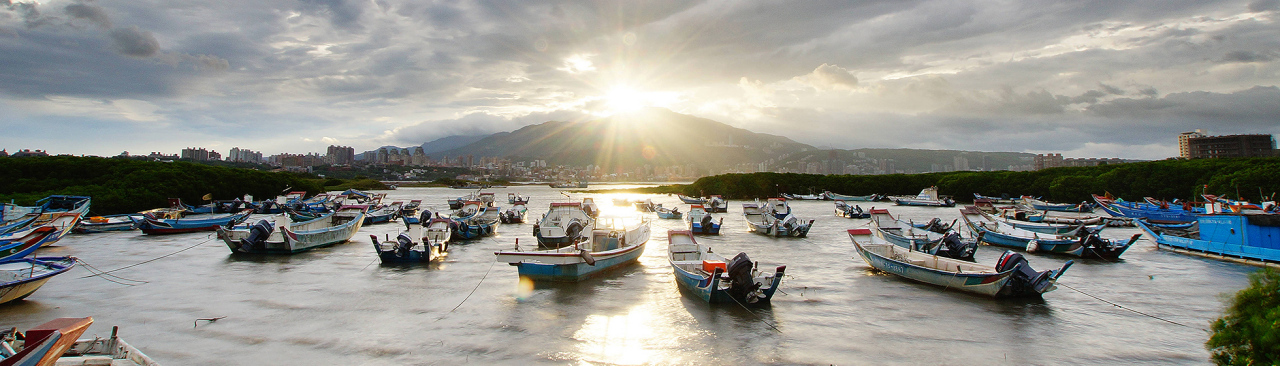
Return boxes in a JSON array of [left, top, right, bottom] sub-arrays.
[[726, 252, 762, 302], [420, 209, 432, 224], [237, 220, 274, 252], [700, 214, 714, 229], [938, 231, 976, 260], [995, 251, 1053, 295], [395, 232, 414, 257]]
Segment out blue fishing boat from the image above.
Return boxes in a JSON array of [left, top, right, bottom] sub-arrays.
[[678, 195, 706, 204], [781, 193, 824, 200], [973, 193, 1019, 204], [0, 226, 62, 261], [686, 205, 722, 235], [868, 210, 976, 261], [1022, 196, 1092, 213], [363, 202, 402, 225], [133, 209, 253, 235], [451, 201, 500, 240], [960, 207, 1139, 259], [0, 256, 77, 305], [1136, 196, 1280, 266], [667, 230, 784, 304], [705, 195, 728, 213], [1092, 194, 1200, 223], [891, 187, 955, 207], [1, 195, 91, 235], [742, 198, 813, 237], [495, 217, 650, 281], [74, 214, 143, 233], [834, 200, 870, 218], [371, 219, 448, 264], [825, 191, 883, 202], [399, 200, 423, 224], [849, 230, 1070, 298], [656, 206, 683, 219]]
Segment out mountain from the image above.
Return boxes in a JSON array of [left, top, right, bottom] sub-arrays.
[[420, 135, 487, 155], [429, 108, 815, 173]]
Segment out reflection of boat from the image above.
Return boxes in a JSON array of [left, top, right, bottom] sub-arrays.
[[742, 198, 813, 237], [890, 187, 955, 207], [678, 195, 705, 204], [219, 206, 366, 254], [133, 210, 252, 235], [0, 256, 76, 305], [869, 209, 975, 261], [371, 219, 447, 264], [495, 217, 650, 282], [533, 202, 596, 248], [833, 200, 870, 218], [686, 205, 722, 235], [825, 191, 882, 202], [849, 229, 1071, 298], [705, 195, 728, 213], [960, 207, 1139, 259], [0, 317, 158, 365], [668, 230, 784, 304]]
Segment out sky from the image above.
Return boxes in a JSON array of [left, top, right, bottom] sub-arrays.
[[2, 0, 1278, 160]]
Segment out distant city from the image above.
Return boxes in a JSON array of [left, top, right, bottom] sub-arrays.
[[1, 130, 1274, 183]]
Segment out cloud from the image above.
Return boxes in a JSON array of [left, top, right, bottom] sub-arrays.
[[805, 63, 859, 90], [1249, 0, 1279, 12], [1220, 50, 1275, 63], [64, 2, 111, 29], [110, 26, 160, 57]]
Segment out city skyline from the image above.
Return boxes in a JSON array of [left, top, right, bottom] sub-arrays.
[[3, 1, 1279, 159]]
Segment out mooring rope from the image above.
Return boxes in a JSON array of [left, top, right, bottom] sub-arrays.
[[727, 293, 783, 333], [437, 256, 498, 321], [1059, 283, 1206, 331], [77, 233, 217, 279], [75, 258, 148, 285]]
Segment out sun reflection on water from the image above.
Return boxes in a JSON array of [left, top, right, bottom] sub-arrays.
[[571, 305, 671, 365]]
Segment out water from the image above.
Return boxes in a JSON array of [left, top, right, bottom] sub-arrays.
[[1, 186, 1255, 365]]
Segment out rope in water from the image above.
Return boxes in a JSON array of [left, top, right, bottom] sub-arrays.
[[1059, 283, 1206, 331], [727, 293, 783, 333], [77, 234, 217, 279], [437, 242, 499, 321], [75, 258, 148, 285]]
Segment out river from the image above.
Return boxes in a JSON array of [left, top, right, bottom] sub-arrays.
[[2, 185, 1254, 365]]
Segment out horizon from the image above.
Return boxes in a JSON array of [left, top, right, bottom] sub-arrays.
[[3, 1, 1279, 160]]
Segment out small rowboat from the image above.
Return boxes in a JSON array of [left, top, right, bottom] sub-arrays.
[[1, 212, 83, 249], [825, 191, 883, 201], [74, 214, 142, 233], [0, 317, 159, 366], [0, 256, 77, 305], [834, 200, 870, 218], [363, 202, 402, 225], [678, 195, 706, 204], [686, 205, 722, 235], [218, 207, 366, 254], [890, 187, 955, 207], [656, 206, 683, 219], [133, 210, 252, 235], [668, 230, 784, 304], [705, 195, 728, 213], [496, 217, 650, 281], [371, 220, 447, 264], [849, 230, 1070, 298]]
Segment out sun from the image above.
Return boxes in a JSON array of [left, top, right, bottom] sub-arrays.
[[604, 85, 646, 115]]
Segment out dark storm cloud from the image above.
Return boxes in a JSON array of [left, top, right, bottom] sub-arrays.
[[300, 0, 365, 30], [1220, 50, 1274, 62], [110, 25, 160, 57]]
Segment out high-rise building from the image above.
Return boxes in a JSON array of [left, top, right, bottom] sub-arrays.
[[1184, 133, 1276, 159], [326, 145, 355, 165], [1179, 130, 1206, 158]]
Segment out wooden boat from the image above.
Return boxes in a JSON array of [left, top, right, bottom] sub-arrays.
[[742, 198, 813, 237], [868, 209, 975, 261], [500, 204, 528, 224], [686, 205, 722, 235], [1, 212, 82, 249], [833, 200, 870, 218], [218, 206, 366, 254], [0, 256, 76, 305], [508, 193, 529, 205], [0, 227, 62, 262], [450, 201, 500, 240], [133, 209, 251, 235], [1, 196, 90, 235], [668, 230, 784, 304], [1136, 196, 1280, 266], [1092, 194, 1199, 223], [705, 195, 728, 213], [73, 214, 142, 233], [825, 191, 882, 202], [890, 187, 955, 207], [423, 217, 453, 245], [371, 221, 447, 264], [849, 230, 1071, 298], [533, 201, 596, 248], [363, 202, 402, 225], [960, 207, 1140, 259], [1021, 196, 1093, 213], [984, 209, 1103, 235], [678, 195, 706, 204], [781, 193, 824, 200], [0, 317, 158, 366], [656, 206, 683, 219], [973, 193, 1019, 204], [495, 217, 650, 281]]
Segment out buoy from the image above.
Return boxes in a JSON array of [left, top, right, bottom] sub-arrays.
[[1027, 240, 1039, 253], [579, 249, 596, 265]]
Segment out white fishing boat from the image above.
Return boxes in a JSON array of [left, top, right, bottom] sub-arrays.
[[496, 216, 650, 282], [534, 201, 597, 248], [219, 206, 366, 254], [890, 186, 955, 207], [742, 198, 813, 237]]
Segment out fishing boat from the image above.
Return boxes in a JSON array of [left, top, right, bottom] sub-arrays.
[[960, 207, 1140, 259], [73, 214, 143, 233], [686, 205, 722, 235], [450, 201, 500, 240], [0, 317, 159, 366], [1092, 194, 1200, 223], [423, 217, 454, 246], [533, 201, 596, 248], [849, 229, 1070, 298], [189, 199, 251, 214], [371, 220, 447, 264], [705, 195, 728, 213], [399, 200, 423, 224], [1021, 196, 1092, 213], [508, 193, 529, 205], [219, 206, 366, 254], [446, 194, 472, 210], [500, 204, 528, 224], [1, 196, 91, 235], [667, 230, 784, 304], [477, 192, 497, 207], [2, 212, 83, 249], [0, 227, 62, 262], [495, 217, 651, 281], [973, 193, 1019, 204], [611, 198, 631, 207], [678, 195, 706, 204], [890, 187, 955, 207], [133, 210, 252, 235], [1136, 197, 1280, 266], [656, 206, 683, 220], [781, 193, 824, 200], [0, 256, 76, 305], [742, 198, 813, 237], [868, 209, 975, 261], [824, 191, 883, 202], [833, 200, 870, 219], [633, 199, 658, 213], [549, 180, 588, 189], [363, 202, 402, 225]]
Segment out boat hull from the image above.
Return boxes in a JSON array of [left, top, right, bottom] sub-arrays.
[[506, 243, 645, 282], [220, 213, 365, 254], [0, 257, 76, 305], [1138, 216, 1280, 265]]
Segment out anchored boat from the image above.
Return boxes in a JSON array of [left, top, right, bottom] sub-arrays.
[[496, 217, 650, 282], [0, 256, 76, 305], [850, 230, 1071, 298], [219, 206, 366, 254], [667, 230, 784, 304]]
